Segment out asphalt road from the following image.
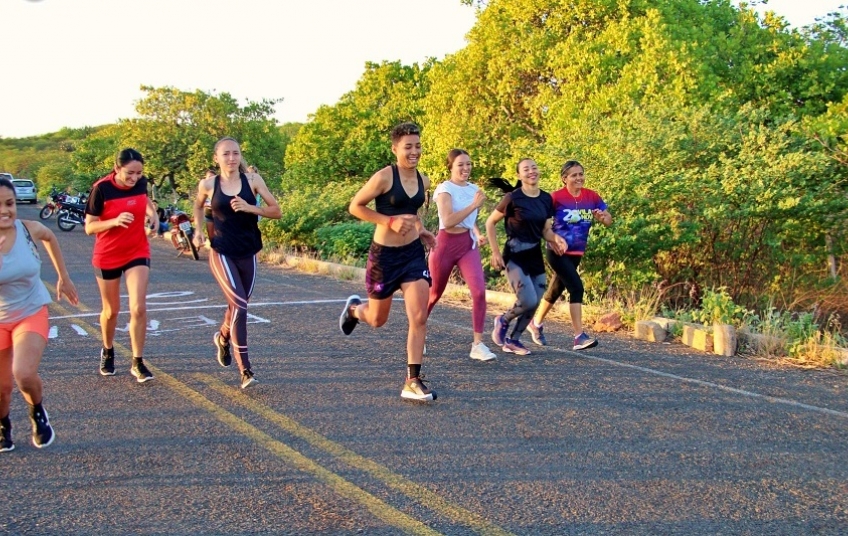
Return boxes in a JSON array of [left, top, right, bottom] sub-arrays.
[[3, 203, 847, 535]]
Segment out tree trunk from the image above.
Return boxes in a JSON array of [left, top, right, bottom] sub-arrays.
[[826, 234, 838, 280]]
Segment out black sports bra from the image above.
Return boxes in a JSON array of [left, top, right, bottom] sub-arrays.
[[374, 165, 425, 216]]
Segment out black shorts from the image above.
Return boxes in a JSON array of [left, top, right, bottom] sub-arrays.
[[365, 240, 431, 300], [94, 258, 151, 281]]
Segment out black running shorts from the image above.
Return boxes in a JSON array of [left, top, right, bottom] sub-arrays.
[[365, 240, 431, 300], [94, 257, 151, 281]]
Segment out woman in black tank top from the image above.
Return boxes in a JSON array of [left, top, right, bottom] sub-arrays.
[[192, 137, 281, 390], [338, 122, 439, 403]]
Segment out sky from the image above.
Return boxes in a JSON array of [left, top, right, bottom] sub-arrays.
[[0, 0, 845, 139]]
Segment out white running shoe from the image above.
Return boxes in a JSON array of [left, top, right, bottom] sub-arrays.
[[469, 342, 497, 361]]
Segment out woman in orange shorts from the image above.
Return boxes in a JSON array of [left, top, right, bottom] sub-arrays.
[[0, 177, 78, 452]]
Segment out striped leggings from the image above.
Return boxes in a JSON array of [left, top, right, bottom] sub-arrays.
[[209, 250, 257, 372]]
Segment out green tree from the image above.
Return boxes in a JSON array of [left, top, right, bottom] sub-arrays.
[[284, 61, 432, 189], [73, 86, 286, 199]]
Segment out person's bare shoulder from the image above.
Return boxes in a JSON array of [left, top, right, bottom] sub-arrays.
[[198, 175, 216, 194], [369, 165, 395, 190]]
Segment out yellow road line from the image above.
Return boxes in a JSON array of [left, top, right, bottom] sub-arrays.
[[199, 374, 515, 536], [158, 373, 441, 536], [45, 297, 441, 535]]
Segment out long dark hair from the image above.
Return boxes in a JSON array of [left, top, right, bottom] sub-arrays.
[[487, 177, 520, 193], [488, 157, 535, 193], [116, 148, 144, 167], [0, 177, 15, 199]]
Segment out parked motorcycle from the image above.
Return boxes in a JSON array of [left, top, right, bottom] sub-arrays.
[[161, 204, 199, 260], [55, 199, 87, 232], [42, 189, 89, 220], [38, 187, 64, 219]]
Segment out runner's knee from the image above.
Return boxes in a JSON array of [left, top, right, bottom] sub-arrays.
[[13, 368, 39, 393], [408, 308, 428, 329], [100, 305, 118, 321], [129, 302, 147, 320]]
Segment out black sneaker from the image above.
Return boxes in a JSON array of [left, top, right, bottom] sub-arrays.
[[339, 295, 362, 335], [130, 360, 155, 383], [99, 348, 115, 376], [214, 332, 232, 367], [401, 376, 437, 402], [0, 418, 13, 453], [240, 369, 257, 389], [30, 407, 54, 449]]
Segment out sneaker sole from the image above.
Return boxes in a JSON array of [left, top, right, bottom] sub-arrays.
[[470, 353, 496, 362], [99, 369, 116, 376], [214, 333, 232, 367], [400, 391, 436, 402], [529, 334, 547, 346], [528, 326, 547, 346], [339, 295, 361, 335], [0, 444, 14, 453], [131, 371, 155, 383], [32, 427, 55, 449], [241, 378, 258, 389], [573, 339, 599, 351], [502, 346, 531, 356]]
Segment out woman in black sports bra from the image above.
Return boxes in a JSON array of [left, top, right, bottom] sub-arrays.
[[192, 137, 281, 390], [338, 122, 439, 403]]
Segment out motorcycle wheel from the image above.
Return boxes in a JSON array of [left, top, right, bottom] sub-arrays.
[[39, 205, 54, 219], [56, 210, 76, 232], [183, 230, 200, 260]]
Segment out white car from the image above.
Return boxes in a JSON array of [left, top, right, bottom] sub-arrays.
[[12, 178, 38, 204]]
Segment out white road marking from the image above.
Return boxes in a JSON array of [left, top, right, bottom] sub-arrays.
[[427, 318, 848, 420], [71, 324, 88, 336], [48, 298, 377, 320], [247, 313, 270, 323], [48, 326, 58, 339]]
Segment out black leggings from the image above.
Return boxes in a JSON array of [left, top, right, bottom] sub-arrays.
[[209, 250, 257, 372], [543, 250, 583, 305]]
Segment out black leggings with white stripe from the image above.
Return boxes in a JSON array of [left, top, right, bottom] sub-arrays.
[[209, 250, 257, 373]]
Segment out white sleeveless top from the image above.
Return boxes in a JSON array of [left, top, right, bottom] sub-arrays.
[[434, 181, 480, 232], [0, 220, 52, 322]]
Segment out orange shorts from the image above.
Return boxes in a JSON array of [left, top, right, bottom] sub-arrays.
[[0, 306, 49, 350]]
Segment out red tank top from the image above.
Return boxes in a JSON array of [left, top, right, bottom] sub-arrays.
[[86, 173, 151, 269]]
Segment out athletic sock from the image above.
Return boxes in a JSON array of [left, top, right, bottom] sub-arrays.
[[103, 347, 115, 357], [407, 364, 421, 379], [0, 414, 10, 428], [133, 356, 143, 364], [29, 402, 45, 417]]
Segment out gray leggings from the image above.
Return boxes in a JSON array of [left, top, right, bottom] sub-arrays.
[[502, 261, 547, 339]]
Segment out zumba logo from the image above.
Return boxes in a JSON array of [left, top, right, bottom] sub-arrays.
[[423, 270, 430, 278]]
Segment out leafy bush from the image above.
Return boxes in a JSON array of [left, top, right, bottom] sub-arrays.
[[694, 287, 750, 326], [314, 222, 375, 264], [259, 180, 363, 250]]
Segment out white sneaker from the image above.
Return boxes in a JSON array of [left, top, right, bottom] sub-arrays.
[[470, 342, 497, 361]]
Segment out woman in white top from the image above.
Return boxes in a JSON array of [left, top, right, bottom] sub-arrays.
[[426, 149, 496, 361]]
